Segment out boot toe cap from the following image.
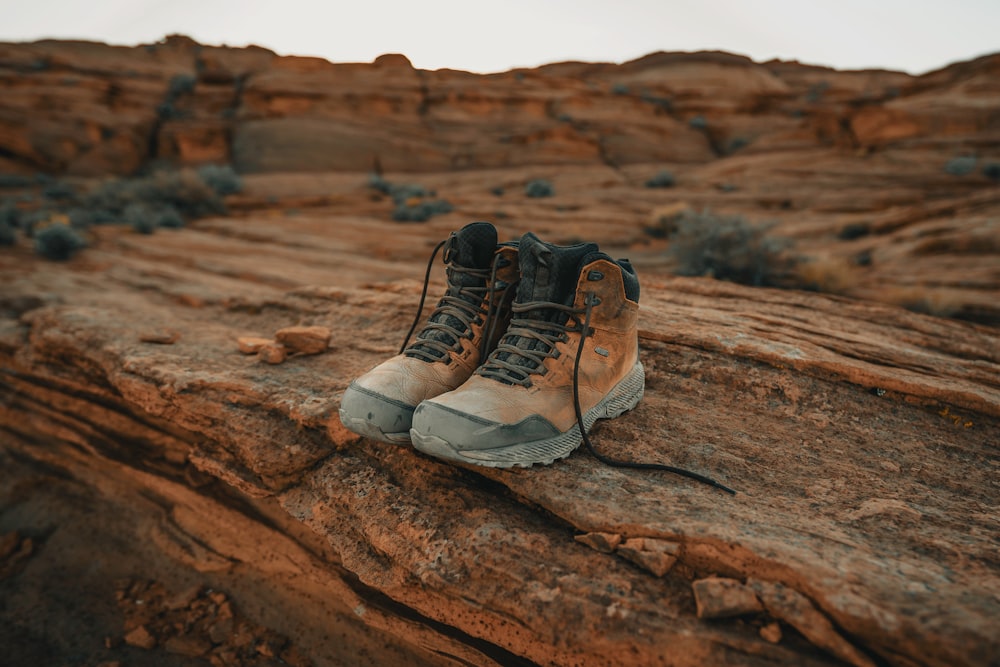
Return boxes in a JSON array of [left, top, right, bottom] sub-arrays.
[[339, 382, 415, 443], [410, 401, 560, 458]]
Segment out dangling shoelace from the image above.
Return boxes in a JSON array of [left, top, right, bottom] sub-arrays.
[[572, 295, 736, 495], [479, 294, 737, 494], [399, 238, 507, 363]]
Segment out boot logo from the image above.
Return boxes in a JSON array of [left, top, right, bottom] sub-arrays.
[[595, 346, 610, 357]]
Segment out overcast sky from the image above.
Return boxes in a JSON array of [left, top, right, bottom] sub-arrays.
[[2, 0, 998, 75]]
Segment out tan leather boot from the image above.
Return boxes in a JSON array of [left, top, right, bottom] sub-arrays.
[[339, 222, 519, 443], [410, 232, 643, 466]]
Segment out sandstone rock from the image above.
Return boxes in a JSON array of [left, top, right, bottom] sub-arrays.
[[574, 531, 621, 553], [257, 342, 287, 364], [163, 635, 211, 657], [275, 325, 331, 355], [749, 579, 876, 667], [760, 622, 783, 644], [5, 39, 994, 176], [123, 625, 157, 650], [139, 329, 180, 344], [616, 537, 679, 577], [692, 577, 764, 619], [237, 336, 273, 354]]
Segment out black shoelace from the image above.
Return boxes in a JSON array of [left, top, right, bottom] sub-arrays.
[[480, 293, 737, 495], [399, 238, 506, 363]]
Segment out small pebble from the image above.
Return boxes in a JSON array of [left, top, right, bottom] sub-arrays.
[[258, 343, 287, 364]]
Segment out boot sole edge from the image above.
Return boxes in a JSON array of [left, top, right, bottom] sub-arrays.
[[411, 361, 645, 467]]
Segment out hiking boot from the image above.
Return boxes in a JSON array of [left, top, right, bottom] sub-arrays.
[[339, 222, 519, 443], [409, 232, 644, 467]]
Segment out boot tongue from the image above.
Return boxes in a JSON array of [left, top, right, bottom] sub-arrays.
[[450, 221, 498, 273], [516, 233, 599, 319]]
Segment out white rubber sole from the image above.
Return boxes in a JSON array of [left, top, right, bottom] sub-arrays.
[[411, 362, 644, 467]]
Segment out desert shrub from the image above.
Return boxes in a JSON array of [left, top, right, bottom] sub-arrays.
[[0, 201, 21, 229], [21, 209, 56, 236], [42, 180, 76, 201], [366, 175, 431, 203], [944, 156, 977, 176], [641, 93, 673, 112], [157, 207, 185, 228], [525, 179, 554, 198], [645, 170, 675, 188], [388, 183, 430, 204], [0, 220, 15, 246], [168, 73, 197, 97], [125, 203, 185, 233], [726, 137, 750, 154], [0, 174, 35, 189], [837, 222, 871, 240], [491, 185, 505, 197], [126, 204, 158, 234], [393, 199, 453, 223], [86, 169, 225, 220], [805, 81, 829, 103], [688, 115, 708, 130], [66, 208, 99, 228], [667, 210, 792, 287], [368, 173, 392, 194], [196, 164, 242, 196], [982, 162, 1000, 181], [611, 83, 629, 95], [34, 223, 85, 260], [366, 175, 451, 222]]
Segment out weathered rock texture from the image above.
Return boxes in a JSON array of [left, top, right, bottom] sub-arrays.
[[1, 37, 999, 667], [1, 35, 997, 175], [1, 189, 998, 664]]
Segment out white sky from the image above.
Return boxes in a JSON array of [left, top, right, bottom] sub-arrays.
[[2, 0, 998, 75]]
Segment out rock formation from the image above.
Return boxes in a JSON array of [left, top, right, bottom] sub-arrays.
[[1, 36, 997, 175], [1, 36, 998, 667]]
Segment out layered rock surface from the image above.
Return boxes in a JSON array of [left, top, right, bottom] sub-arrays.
[[1, 179, 997, 664], [1, 36, 997, 175], [2, 37, 999, 667]]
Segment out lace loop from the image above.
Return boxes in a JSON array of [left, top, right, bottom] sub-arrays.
[[478, 300, 586, 386]]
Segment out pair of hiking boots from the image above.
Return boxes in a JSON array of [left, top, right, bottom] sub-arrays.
[[340, 222, 735, 494], [339, 221, 644, 468]]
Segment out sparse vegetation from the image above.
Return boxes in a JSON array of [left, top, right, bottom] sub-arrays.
[[688, 115, 708, 130], [0, 174, 37, 189], [944, 156, 977, 176], [368, 174, 452, 223], [611, 83, 629, 95], [0, 220, 15, 246], [982, 162, 1000, 181], [667, 210, 792, 287], [525, 179, 554, 198], [125, 203, 185, 234], [644, 170, 675, 189], [0, 165, 238, 260], [726, 137, 749, 154], [33, 223, 85, 260], [84, 171, 223, 221], [392, 199, 453, 223], [838, 222, 871, 240], [42, 180, 76, 201], [490, 186, 505, 197], [196, 164, 243, 196]]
